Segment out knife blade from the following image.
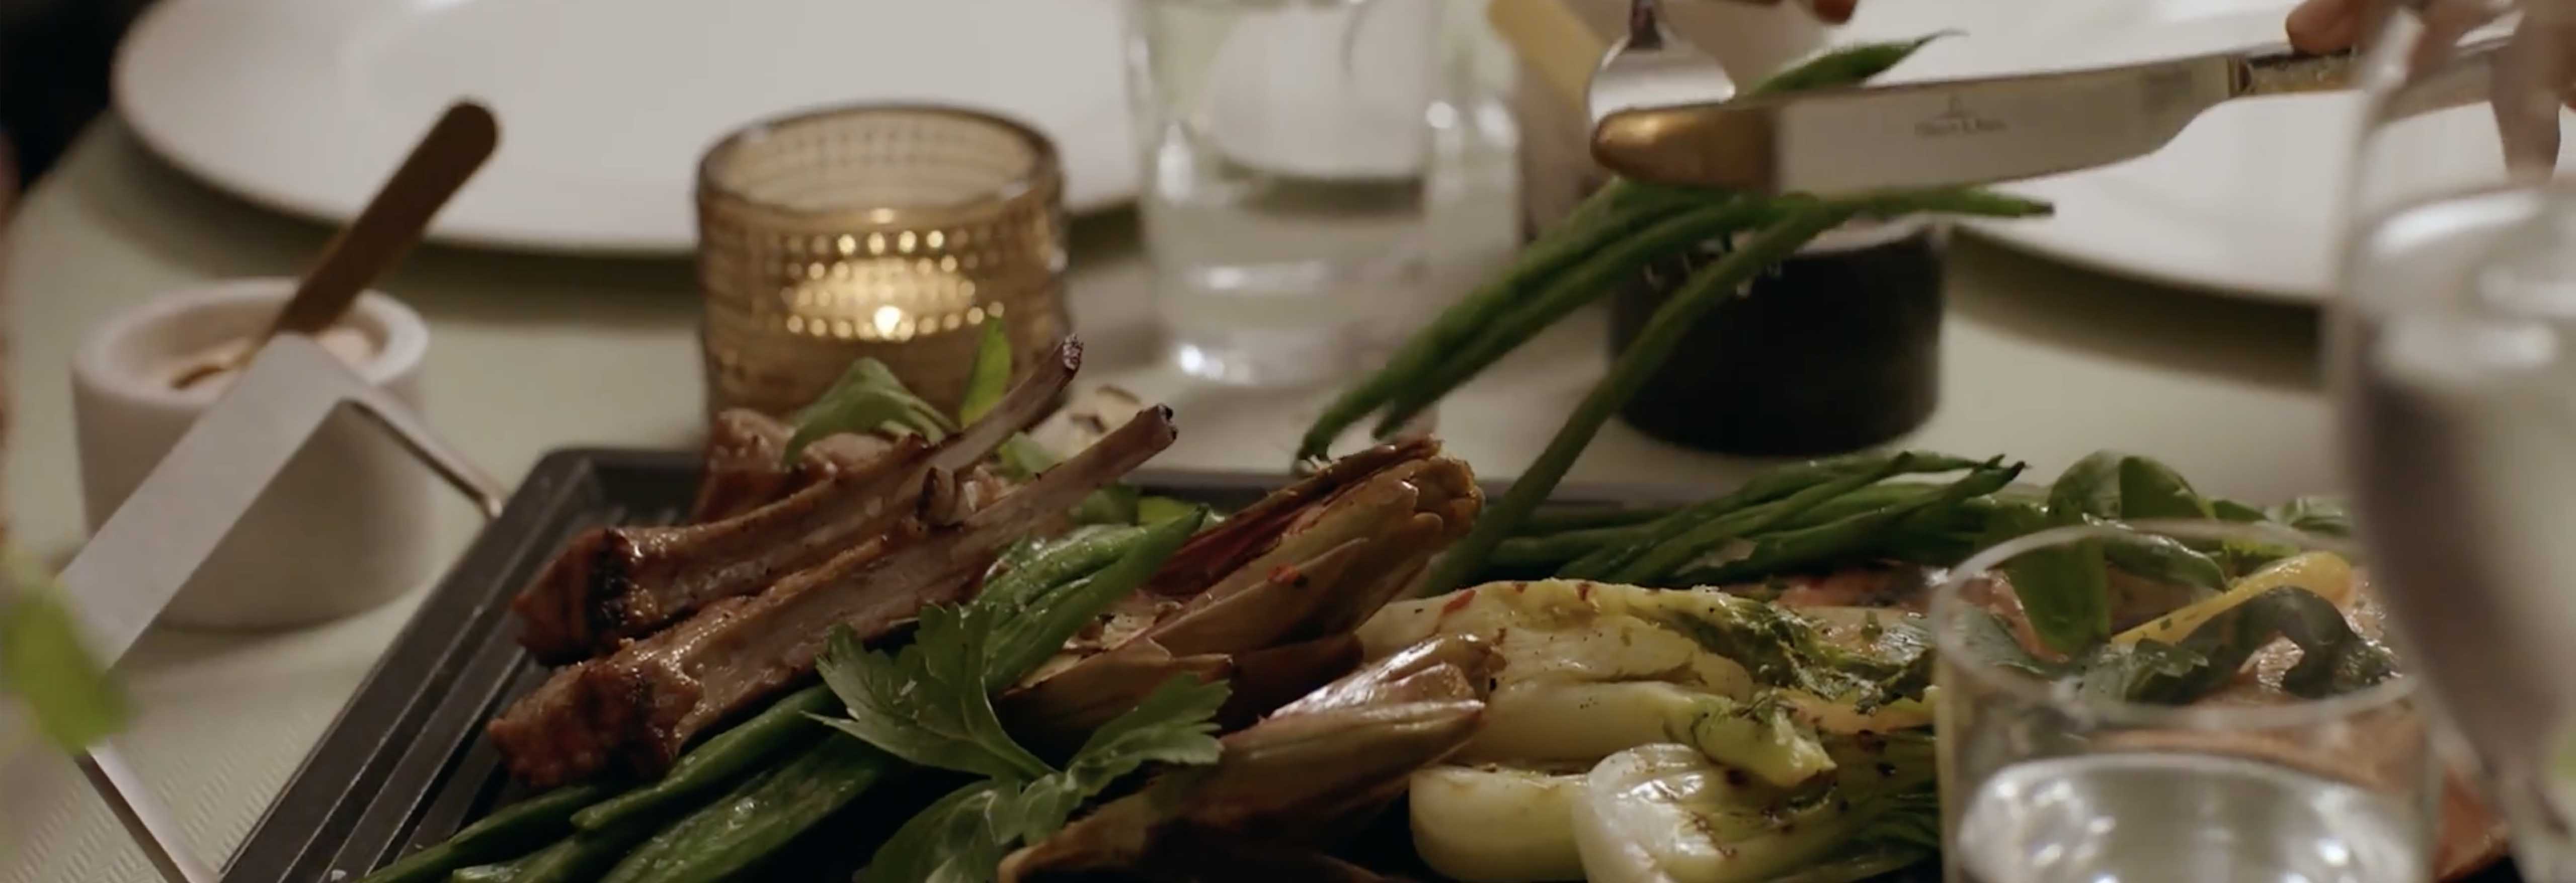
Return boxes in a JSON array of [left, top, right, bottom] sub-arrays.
[[1592, 36, 2507, 195]]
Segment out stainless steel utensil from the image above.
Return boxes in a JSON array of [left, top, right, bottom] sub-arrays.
[[61, 337, 505, 883], [1585, 0, 1738, 124], [1592, 34, 2513, 195], [173, 102, 497, 389]]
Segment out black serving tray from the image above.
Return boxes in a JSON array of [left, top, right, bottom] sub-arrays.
[[220, 448, 2525, 883], [223, 448, 1687, 882]]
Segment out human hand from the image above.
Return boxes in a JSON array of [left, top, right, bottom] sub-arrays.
[[1713, 0, 1859, 25], [2287, 0, 2512, 55]]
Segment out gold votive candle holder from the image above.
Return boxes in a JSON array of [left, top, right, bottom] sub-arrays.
[[696, 104, 1068, 419]]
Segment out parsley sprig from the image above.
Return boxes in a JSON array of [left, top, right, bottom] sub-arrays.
[[815, 508, 1223, 883]]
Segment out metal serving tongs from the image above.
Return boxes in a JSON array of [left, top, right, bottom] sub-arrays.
[[62, 339, 507, 883], [1591, 31, 2516, 194], [47, 104, 503, 883]]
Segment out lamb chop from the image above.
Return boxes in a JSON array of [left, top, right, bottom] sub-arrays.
[[687, 409, 899, 522], [488, 404, 1179, 787], [510, 342, 1081, 664]]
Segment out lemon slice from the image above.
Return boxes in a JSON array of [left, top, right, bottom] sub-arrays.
[[2114, 551, 2356, 646]]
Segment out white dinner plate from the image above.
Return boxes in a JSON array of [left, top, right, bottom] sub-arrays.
[[1843, 0, 2490, 303], [114, 0, 1137, 254]]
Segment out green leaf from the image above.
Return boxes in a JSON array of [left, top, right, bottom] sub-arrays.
[[2116, 456, 2211, 520], [958, 320, 1013, 425], [2209, 498, 2270, 523], [2046, 451, 2125, 521], [1135, 496, 1204, 528], [782, 359, 956, 463], [2074, 640, 2207, 704], [2268, 497, 2354, 538], [836, 509, 1223, 883], [0, 561, 126, 751], [1967, 588, 2393, 706], [2101, 531, 2227, 592], [1954, 610, 2060, 678], [854, 679, 1231, 883], [1071, 483, 1141, 526], [1982, 502, 2111, 655], [856, 780, 1016, 883], [996, 434, 1058, 481], [813, 616, 1051, 781], [1018, 676, 1228, 834]]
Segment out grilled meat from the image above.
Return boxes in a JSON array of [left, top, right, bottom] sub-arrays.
[[688, 409, 901, 522], [509, 342, 1081, 663], [487, 405, 1178, 786]]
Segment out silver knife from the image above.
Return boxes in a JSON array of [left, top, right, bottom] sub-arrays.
[[1590, 36, 2511, 195]]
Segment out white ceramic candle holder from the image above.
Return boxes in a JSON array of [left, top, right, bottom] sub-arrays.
[[71, 279, 434, 629]]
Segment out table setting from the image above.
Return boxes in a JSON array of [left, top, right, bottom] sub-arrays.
[[1, 0, 2568, 881]]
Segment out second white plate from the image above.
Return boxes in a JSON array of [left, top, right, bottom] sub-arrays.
[[115, 0, 1138, 254]]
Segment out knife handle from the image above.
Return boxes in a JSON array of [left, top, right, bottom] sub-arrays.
[[2240, 46, 2358, 97], [2237, 32, 2508, 104]]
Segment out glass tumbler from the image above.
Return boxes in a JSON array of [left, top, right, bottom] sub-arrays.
[[1930, 521, 2438, 883], [696, 105, 1069, 418], [1125, 0, 1456, 387], [2330, 0, 2576, 876]]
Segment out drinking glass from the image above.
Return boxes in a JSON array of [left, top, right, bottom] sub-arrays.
[[1125, 0, 1499, 387], [696, 105, 1069, 418], [1930, 521, 2436, 883], [2330, 1, 2576, 876]]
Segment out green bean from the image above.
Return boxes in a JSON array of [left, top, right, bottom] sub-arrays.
[[446, 820, 654, 883], [1415, 204, 1862, 597], [600, 739, 896, 883], [1611, 454, 1925, 584], [1864, 188, 2055, 220], [1372, 201, 1784, 436], [987, 509, 1205, 692], [978, 524, 1147, 614], [1136, 495, 1206, 527], [357, 783, 617, 883], [1491, 523, 1658, 569], [572, 685, 838, 831], [1563, 452, 1978, 580], [1511, 505, 1682, 535], [1296, 182, 1703, 461], [1678, 463, 2021, 585], [1746, 33, 1957, 97]]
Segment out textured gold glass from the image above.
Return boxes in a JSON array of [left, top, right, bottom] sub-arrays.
[[696, 105, 1067, 418]]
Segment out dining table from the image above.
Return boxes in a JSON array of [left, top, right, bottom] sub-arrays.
[[0, 116, 2334, 881]]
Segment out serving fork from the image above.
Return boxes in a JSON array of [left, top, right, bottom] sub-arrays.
[[1585, 0, 1741, 123]]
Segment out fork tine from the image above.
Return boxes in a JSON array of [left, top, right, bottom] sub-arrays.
[[1586, 0, 1737, 124]]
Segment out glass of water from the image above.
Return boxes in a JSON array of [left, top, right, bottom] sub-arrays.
[[2331, 0, 2576, 877], [1929, 520, 2437, 883], [1124, 0, 1464, 387]]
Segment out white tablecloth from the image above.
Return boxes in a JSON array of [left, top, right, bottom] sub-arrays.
[[0, 119, 2334, 881]]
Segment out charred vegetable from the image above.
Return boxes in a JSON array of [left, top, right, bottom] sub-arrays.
[[1000, 635, 1502, 881]]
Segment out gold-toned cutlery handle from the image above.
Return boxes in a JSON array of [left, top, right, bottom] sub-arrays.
[[265, 101, 499, 338], [2239, 46, 2358, 96]]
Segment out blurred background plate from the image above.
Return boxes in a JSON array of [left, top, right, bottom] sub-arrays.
[[113, 0, 1135, 254], [1846, 0, 2397, 303]]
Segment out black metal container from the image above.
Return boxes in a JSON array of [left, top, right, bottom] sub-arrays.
[[1609, 217, 1946, 456]]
